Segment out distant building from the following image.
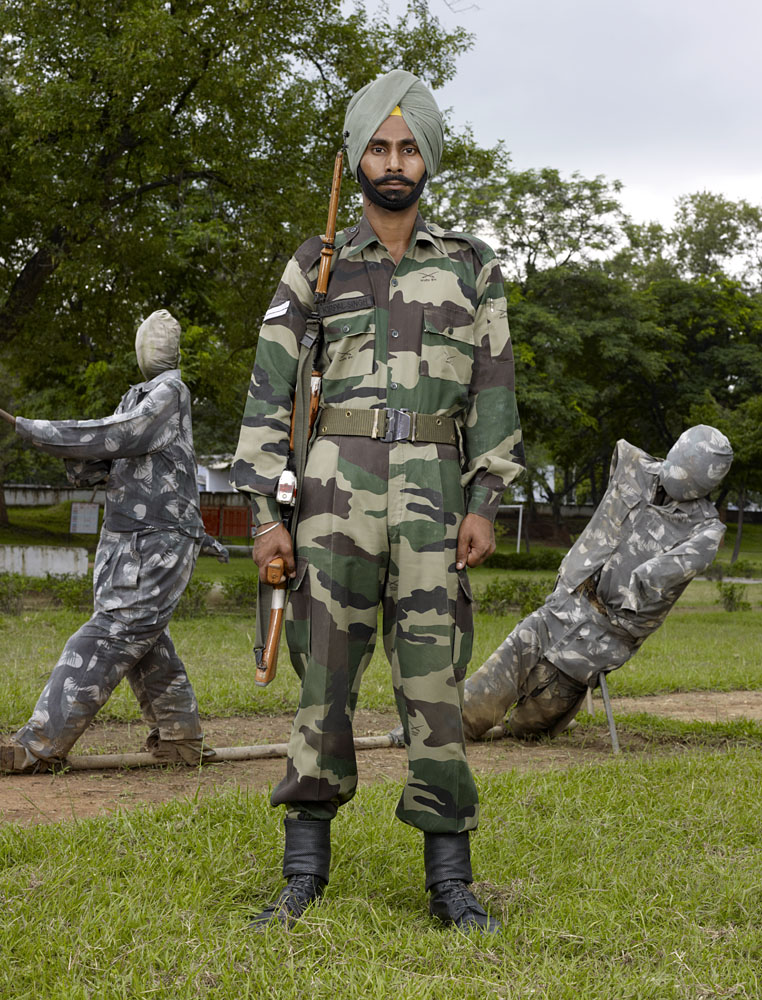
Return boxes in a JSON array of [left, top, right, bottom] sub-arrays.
[[196, 455, 235, 494]]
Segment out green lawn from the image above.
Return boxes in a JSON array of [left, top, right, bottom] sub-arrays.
[[1, 751, 761, 998], [2, 584, 761, 729], [3, 511, 762, 997]]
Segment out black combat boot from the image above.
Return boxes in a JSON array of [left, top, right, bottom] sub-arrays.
[[424, 831, 501, 933], [249, 818, 331, 929]]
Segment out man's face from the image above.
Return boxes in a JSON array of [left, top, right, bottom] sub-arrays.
[[358, 114, 426, 203]]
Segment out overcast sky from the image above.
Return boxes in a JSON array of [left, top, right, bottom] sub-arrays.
[[368, 0, 762, 226]]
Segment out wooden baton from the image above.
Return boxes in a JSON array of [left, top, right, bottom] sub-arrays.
[[255, 557, 287, 687]]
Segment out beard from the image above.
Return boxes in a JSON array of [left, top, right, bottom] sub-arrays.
[[357, 167, 428, 212]]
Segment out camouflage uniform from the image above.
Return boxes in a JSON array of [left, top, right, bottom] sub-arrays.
[[463, 430, 732, 740], [232, 213, 523, 832], [10, 368, 209, 767]]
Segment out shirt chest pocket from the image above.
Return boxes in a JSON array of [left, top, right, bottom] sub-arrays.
[[420, 307, 475, 390], [321, 310, 377, 403]]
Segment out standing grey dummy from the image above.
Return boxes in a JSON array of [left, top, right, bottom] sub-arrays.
[[0, 309, 225, 773]]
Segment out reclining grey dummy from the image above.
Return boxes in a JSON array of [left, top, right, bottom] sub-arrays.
[[0, 310, 223, 772], [462, 425, 733, 741]]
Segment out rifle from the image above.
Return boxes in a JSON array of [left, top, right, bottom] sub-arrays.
[[254, 132, 349, 687]]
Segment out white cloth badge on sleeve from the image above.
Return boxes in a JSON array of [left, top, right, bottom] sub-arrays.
[[263, 301, 290, 323]]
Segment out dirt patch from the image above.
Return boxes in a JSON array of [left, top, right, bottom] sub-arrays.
[[3, 692, 762, 827], [612, 689, 762, 722]]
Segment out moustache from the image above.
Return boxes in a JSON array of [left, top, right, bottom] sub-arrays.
[[373, 174, 416, 188]]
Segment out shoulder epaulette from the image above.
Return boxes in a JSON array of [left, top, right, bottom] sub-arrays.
[[293, 227, 354, 274], [439, 228, 496, 267]]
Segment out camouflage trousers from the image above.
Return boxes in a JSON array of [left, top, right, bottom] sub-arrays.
[[14, 528, 203, 763], [462, 590, 635, 740], [273, 435, 479, 833]]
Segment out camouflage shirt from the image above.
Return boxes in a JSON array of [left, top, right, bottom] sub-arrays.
[[16, 370, 204, 538], [556, 439, 726, 640], [231, 213, 524, 522]]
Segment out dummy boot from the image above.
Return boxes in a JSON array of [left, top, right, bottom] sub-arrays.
[[144, 729, 217, 765], [425, 832, 500, 933], [0, 742, 62, 774], [250, 818, 331, 928]]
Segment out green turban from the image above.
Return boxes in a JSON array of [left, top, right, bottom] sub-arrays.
[[343, 69, 444, 178]]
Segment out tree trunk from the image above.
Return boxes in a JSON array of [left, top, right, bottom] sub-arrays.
[[730, 483, 746, 566]]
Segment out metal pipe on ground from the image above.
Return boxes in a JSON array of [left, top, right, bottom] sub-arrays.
[[66, 734, 397, 771]]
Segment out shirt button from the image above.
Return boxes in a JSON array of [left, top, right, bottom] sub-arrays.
[[391, 278, 398, 287], [390, 381, 398, 389], [391, 329, 399, 338], [342, 325, 350, 333]]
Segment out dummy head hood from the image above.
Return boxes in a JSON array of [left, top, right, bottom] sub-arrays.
[[343, 69, 444, 179], [135, 309, 181, 380], [659, 424, 733, 501]]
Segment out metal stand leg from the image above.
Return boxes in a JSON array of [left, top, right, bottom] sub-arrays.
[[598, 672, 620, 754], [585, 688, 594, 715]]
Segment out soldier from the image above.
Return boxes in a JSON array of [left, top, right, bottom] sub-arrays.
[[462, 425, 733, 741], [231, 70, 524, 932], [0, 310, 219, 773]]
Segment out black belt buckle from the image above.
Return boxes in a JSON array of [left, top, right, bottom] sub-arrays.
[[381, 407, 412, 442]]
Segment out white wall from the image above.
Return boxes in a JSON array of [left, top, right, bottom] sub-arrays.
[[0, 545, 89, 577]]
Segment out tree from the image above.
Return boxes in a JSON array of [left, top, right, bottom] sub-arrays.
[[509, 263, 670, 518], [673, 191, 762, 288], [689, 392, 762, 563], [0, 0, 471, 457], [492, 168, 627, 285]]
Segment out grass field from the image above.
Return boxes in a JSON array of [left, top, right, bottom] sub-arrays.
[[2, 752, 761, 999], [3, 579, 762, 729], [2, 509, 762, 997]]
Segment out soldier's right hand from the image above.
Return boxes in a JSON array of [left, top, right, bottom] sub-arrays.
[[252, 522, 296, 582]]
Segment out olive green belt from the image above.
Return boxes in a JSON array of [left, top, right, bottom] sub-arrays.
[[316, 406, 457, 445]]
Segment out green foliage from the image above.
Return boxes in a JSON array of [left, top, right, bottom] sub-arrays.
[[0, 0, 472, 463], [493, 167, 627, 283], [474, 576, 554, 617], [34, 572, 94, 612], [483, 548, 564, 571], [174, 577, 213, 619], [728, 558, 762, 578], [715, 580, 752, 612], [0, 572, 24, 614], [0, 570, 92, 613], [708, 558, 762, 580], [220, 574, 258, 611]]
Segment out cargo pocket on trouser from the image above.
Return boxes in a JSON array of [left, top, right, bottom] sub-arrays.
[[284, 556, 311, 679], [452, 570, 474, 687], [94, 530, 142, 615]]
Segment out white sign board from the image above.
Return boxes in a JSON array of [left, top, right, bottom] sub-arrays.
[[70, 502, 100, 534]]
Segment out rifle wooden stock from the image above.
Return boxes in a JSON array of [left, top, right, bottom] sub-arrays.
[[315, 143, 346, 298], [256, 557, 287, 688]]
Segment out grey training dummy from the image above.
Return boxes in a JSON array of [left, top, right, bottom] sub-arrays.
[[1, 310, 223, 773], [462, 425, 733, 740]]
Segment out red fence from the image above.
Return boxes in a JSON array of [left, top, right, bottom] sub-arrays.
[[200, 505, 252, 539]]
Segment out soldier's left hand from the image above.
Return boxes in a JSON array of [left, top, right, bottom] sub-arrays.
[[456, 513, 495, 570], [0, 407, 16, 428]]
